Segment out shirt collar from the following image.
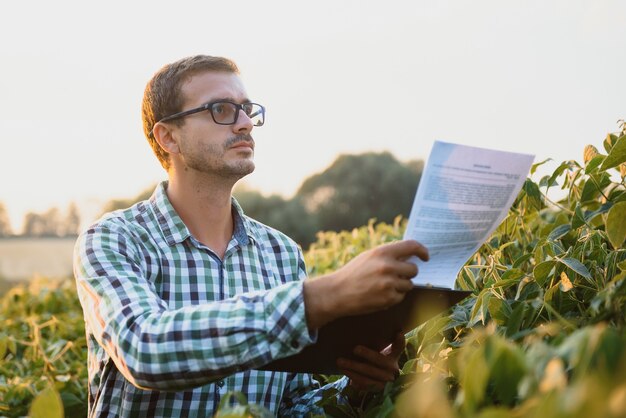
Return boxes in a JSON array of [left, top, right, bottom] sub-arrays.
[[150, 181, 257, 247]]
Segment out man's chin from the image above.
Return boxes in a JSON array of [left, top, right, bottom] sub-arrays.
[[228, 160, 255, 178]]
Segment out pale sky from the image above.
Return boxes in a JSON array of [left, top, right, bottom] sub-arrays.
[[2, 0, 625, 233]]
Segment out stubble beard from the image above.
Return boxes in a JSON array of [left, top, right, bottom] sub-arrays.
[[182, 134, 256, 179]]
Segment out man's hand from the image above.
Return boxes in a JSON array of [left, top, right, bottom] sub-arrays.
[[337, 333, 406, 391], [303, 240, 429, 329]]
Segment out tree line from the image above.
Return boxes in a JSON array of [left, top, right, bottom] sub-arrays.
[[0, 203, 81, 238], [0, 152, 423, 244], [104, 151, 424, 249]]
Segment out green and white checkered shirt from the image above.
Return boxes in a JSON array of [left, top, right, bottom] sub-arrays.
[[74, 181, 346, 417]]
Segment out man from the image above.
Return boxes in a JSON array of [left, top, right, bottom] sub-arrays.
[[74, 55, 429, 417]]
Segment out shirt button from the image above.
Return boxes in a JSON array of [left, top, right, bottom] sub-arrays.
[[290, 339, 299, 349], [217, 381, 225, 387]]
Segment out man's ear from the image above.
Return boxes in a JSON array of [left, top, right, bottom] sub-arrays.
[[152, 123, 180, 155]]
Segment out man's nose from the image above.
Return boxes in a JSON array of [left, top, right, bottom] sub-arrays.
[[232, 109, 253, 134]]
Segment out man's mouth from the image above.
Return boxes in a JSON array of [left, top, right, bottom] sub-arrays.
[[226, 135, 255, 151], [230, 141, 254, 150]]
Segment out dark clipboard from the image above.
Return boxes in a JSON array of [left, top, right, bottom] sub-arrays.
[[259, 286, 472, 374]]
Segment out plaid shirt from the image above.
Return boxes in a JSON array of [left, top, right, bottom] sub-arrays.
[[74, 182, 347, 417]]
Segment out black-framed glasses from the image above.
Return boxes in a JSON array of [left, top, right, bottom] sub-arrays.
[[157, 100, 265, 128]]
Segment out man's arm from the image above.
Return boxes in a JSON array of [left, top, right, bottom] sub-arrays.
[[303, 240, 429, 329], [279, 241, 428, 415], [74, 222, 315, 391], [76, 221, 427, 392]]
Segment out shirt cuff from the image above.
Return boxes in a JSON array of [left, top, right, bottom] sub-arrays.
[[264, 280, 317, 359]]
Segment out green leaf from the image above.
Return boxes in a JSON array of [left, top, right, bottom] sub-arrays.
[[512, 253, 533, 269], [523, 179, 542, 210], [515, 277, 538, 301], [544, 282, 563, 306], [548, 224, 571, 241], [606, 201, 626, 249], [584, 154, 606, 173], [547, 162, 570, 186], [600, 134, 626, 171], [0, 335, 7, 359], [477, 408, 516, 418], [534, 261, 556, 286], [469, 291, 491, 326], [531, 158, 551, 175], [580, 180, 599, 204], [539, 174, 558, 188], [558, 257, 592, 279], [215, 405, 249, 417], [29, 387, 64, 418], [487, 337, 526, 405], [447, 304, 471, 329], [571, 205, 586, 229], [604, 133, 620, 153], [590, 271, 626, 315], [248, 403, 276, 418], [377, 396, 396, 418], [459, 266, 478, 291], [580, 173, 611, 203], [584, 202, 613, 223], [7, 335, 17, 355], [501, 268, 525, 282], [462, 347, 489, 412], [216, 391, 250, 417], [555, 326, 601, 378], [505, 303, 526, 337], [59, 392, 84, 408], [488, 298, 512, 325]]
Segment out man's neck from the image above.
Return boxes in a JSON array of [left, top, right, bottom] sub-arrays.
[[166, 172, 237, 259]]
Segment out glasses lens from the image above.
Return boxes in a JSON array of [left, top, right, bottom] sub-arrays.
[[244, 103, 265, 127], [209, 102, 265, 126], [210, 102, 238, 125]]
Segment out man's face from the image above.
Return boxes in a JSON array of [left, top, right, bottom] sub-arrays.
[[171, 71, 256, 179]]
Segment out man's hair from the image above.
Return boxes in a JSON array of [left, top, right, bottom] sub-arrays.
[[142, 55, 240, 170]]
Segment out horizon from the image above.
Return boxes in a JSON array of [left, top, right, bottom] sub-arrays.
[[2, 1, 625, 234], [2, 148, 426, 234]]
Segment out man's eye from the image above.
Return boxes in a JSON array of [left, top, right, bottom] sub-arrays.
[[242, 104, 254, 115], [212, 103, 226, 114]]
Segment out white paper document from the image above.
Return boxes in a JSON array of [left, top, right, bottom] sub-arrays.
[[404, 141, 535, 288]]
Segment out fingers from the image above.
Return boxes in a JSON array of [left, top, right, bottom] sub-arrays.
[[339, 367, 386, 391], [381, 333, 406, 356], [385, 333, 406, 357], [381, 240, 429, 262], [337, 342, 403, 391], [326, 239, 427, 319], [392, 259, 419, 279], [339, 336, 406, 392], [337, 356, 396, 383], [352, 346, 399, 376], [394, 277, 414, 294]]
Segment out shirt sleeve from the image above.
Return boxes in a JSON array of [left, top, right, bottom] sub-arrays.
[[275, 245, 353, 416], [73, 221, 315, 391]]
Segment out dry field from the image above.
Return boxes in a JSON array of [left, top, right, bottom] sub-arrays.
[[0, 237, 76, 281]]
